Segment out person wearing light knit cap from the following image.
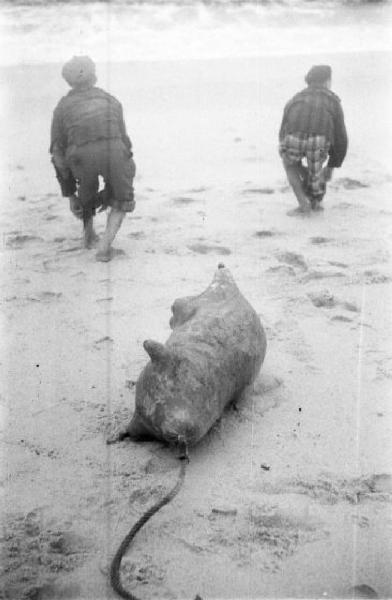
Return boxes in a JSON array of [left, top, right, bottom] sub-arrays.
[[50, 56, 136, 261], [279, 65, 348, 213]]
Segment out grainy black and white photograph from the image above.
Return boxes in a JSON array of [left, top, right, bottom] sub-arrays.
[[1, 0, 391, 599]]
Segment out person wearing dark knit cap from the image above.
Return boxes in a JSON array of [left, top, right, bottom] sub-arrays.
[[279, 65, 348, 213], [50, 56, 136, 261]]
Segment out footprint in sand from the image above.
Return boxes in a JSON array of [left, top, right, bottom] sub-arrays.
[[254, 230, 278, 238], [94, 336, 114, 346], [59, 246, 82, 253], [334, 177, 369, 190], [342, 301, 359, 312], [271, 473, 391, 505], [329, 261, 348, 268], [187, 186, 209, 193], [163, 246, 180, 255], [364, 473, 392, 494], [24, 291, 62, 303], [309, 236, 331, 245], [331, 315, 353, 323], [188, 243, 231, 256], [276, 251, 308, 271], [308, 291, 359, 312], [302, 270, 346, 282], [243, 187, 275, 195], [308, 290, 336, 308], [6, 234, 43, 248], [40, 291, 62, 300], [172, 196, 196, 205], [1, 514, 89, 600], [267, 265, 296, 276], [127, 231, 146, 240], [362, 269, 392, 284]]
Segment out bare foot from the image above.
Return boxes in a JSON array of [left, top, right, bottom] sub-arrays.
[[311, 198, 324, 211], [95, 249, 111, 262], [96, 248, 125, 262], [83, 231, 99, 249], [286, 206, 311, 217]]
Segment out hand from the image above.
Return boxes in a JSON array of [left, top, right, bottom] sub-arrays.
[[323, 166, 333, 182], [69, 194, 83, 219], [51, 151, 69, 180], [123, 199, 136, 213]]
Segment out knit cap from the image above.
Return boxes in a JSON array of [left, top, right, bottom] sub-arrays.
[[62, 56, 97, 88], [305, 65, 332, 85]]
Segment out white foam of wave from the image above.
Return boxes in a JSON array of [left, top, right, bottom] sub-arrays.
[[1, 2, 391, 65]]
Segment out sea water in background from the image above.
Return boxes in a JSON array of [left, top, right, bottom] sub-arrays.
[[0, 0, 392, 66], [1, 0, 391, 193]]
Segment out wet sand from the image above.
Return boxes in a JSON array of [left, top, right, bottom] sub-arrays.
[[1, 51, 392, 599]]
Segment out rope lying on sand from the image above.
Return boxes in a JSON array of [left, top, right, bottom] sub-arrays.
[[110, 452, 188, 600]]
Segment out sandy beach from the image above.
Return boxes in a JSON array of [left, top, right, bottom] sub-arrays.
[[1, 7, 392, 599]]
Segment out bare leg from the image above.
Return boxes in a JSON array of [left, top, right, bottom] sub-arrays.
[[297, 162, 309, 183], [82, 210, 99, 249], [309, 165, 330, 210], [283, 160, 310, 211], [310, 193, 325, 211], [96, 207, 125, 262]]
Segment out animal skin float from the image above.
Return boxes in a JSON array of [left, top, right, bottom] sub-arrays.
[[110, 265, 267, 599], [121, 264, 267, 446]]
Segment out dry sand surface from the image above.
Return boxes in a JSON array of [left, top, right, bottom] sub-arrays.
[[1, 52, 392, 599]]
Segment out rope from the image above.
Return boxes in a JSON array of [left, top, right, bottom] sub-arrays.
[[110, 456, 188, 600]]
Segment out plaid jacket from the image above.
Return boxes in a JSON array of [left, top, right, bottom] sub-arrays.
[[50, 87, 132, 155], [279, 85, 348, 168]]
